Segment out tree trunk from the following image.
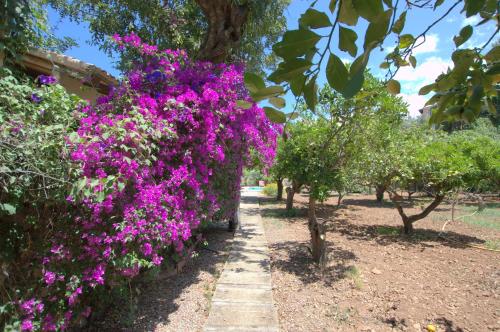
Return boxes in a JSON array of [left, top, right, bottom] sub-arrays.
[[389, 192, 445, 235], [307, 194, 327, 265], [337, 193, 344, 206], [375, 184, 386, 202], [276, 178, 283, 201], [285, 186, 295, 210], [285, 181, 301, 210], [195, 0, 249, 63]]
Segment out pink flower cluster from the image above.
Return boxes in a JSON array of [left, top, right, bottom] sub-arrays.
[[18, 35, 279, 330]]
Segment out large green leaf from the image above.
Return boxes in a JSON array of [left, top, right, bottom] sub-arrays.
[[338, 0, 358, 26], [299, 8, 332, 29], [339, 26, 358, 57], [484, 45, 500, 62], [273, 29, 321, 59], [329, 0, 338, 12], [342, 61, 366, 99], [353, 0, 383, 22], [251, 86, 284, 102], [464, 0, 485, 17], [269, 97, 286, 109], [419, 83, 435, 95], [386, 79, 400, 95], [303, 75, 318, 110], [363, 9, 392, 51], [398, 34, 414, 49], [264, 107, 287, 123], [290, 74, 306, 96], [453, 25, 473, 47], [236, 100, 252, 109], [326, 53, 349, 92], [392, 11, 406, 34], [244, 72, 265, 93], [268, 58, 312, 83]]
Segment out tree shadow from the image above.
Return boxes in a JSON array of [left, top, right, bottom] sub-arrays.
[[325, 215, 486, 249], [83, 227, 234, 331], [268, 240, 357, 286], [258, 196, 308, 221], [434, 317, 465, 332]]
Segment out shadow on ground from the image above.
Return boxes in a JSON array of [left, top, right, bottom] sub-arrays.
[[268, 240, 357, 286], [83, 225, 234, 332]]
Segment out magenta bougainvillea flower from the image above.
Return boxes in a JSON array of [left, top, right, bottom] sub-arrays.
[[18, 34, 279, 330]]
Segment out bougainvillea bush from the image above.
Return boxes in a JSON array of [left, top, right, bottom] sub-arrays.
[[3, 34, 279, 331]]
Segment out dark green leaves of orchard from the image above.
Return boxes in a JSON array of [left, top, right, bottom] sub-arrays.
[[273, 29, 321, 59]]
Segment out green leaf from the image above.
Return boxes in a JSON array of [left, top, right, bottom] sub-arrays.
[[303, 76, 318, 110], [363, 9, 392, 51], [287, 112, 299, 120], [269, 97, 286, 109], [392, 11, 406, 34], [290, 74, 306, 96], [338, 0, 359, 26], [453, 25, 473, 47], [342, 65, 365, 99], [0, 203, 16, 215], [409, 55, 417, 68], [379, 61, 390, 69], [386, 79, 400, 94], [353, 0, 383, 22], [464, 0, 485, 17], [434, 0, 445, 9], [329, 0, 338, 12], [484, 46, 500, 62], [273, 29, 321, 59], [486, 62, 500, 76], [264, 107, 286, 123], [326, 53, 349, 92], [339, 26, 358, 57], [251, 86, 284, 102], [268, 58, 312, 83], [299, 8, 332, 29], [237, 100, 253, 109], [419, 83, 435, 95], [244, 72, 265, 93], [398, 34, 414, 49]]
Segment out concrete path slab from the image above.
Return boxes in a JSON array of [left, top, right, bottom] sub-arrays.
[[203, 192, 279, 332]]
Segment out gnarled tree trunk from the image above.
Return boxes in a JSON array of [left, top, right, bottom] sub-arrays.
[[375, 184, 386, 202], [195, 0, 249, 63], [389, 192, 445, 235], [307, 193, 326, 265], [276, 178, 283, 201]]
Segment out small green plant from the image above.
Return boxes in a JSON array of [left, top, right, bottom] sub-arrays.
[[344, 266, 363, 290], [484, 240, 500, 251], [376, 226, 400, 236], [262, 183, 278, 197]]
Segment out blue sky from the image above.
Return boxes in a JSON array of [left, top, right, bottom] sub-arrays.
[[48, 2, 498, 117]]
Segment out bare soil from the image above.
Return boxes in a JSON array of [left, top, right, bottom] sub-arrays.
[[261, 193, 500, 332], [87, 223, 233, 332]]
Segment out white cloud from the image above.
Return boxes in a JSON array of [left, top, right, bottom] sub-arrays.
[[395, 56, 453, 117], [462, 16, 480, 27], [400, 93, 429, 118], [412, 34, 439, 55], [395, 56, 452, 93]]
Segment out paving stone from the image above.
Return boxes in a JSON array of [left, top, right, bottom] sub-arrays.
[[203, 192, 279, 332]]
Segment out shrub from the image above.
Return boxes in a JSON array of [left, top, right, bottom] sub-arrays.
[[2, 34, 280, 331], [0, 68, 83, 331], [262, 183, 277, 197]]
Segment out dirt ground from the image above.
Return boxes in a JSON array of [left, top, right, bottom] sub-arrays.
[[261, 193, 500, 332], [87, 222, 233, 332]]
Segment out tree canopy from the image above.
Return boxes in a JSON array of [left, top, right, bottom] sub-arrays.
[[48, 0, 290, 72], [244, 0, 499, 126]]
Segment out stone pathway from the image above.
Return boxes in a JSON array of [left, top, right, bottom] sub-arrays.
[[203, 192, 279, 332]]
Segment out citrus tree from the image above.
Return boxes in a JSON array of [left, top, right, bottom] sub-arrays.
[[244, 0, 499, 125]]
